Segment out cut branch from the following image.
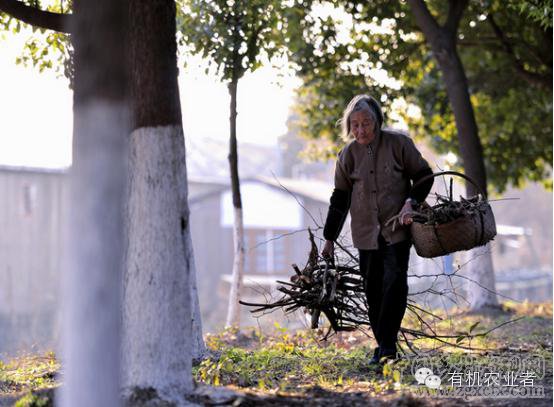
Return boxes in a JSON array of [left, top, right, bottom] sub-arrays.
[[0, 0, 71, 32]]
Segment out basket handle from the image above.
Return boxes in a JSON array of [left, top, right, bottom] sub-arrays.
[[411, 170, 487, 199]]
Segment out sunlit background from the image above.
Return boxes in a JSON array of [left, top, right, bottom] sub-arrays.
[[0, 16, 551, 356], [0, 31, 300, 169]]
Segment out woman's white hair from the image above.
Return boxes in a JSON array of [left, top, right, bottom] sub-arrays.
[[338, 94, 384, 140]]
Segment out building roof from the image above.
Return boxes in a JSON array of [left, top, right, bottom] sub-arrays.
[[0, 164, 68, 175], [496, 224, 532, 236], [188, 175, 332, 204], [255, 176, 332, 203], [185, 136, 279, 179]]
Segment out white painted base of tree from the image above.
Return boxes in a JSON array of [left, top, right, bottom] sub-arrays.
[[180, 154, 206, 361], [225, 206, 245, 328], [59, 101, 128, 407], [187, 229, 207, 362], [122, 125, 194, 403], [464, 242, 499, 310]]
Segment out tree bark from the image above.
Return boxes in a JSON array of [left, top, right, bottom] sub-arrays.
[[1, 0, 207, 399], [188, 230, 208, 362], [225, 78, 245, 328], [407, 0, 498, 309], [432, 42, 488, 198], [128, 0, 181, 129], [122, 0, 204, 402], [60, 0, 128, 406], [123, 126, 193, 402], [432, 47, 498, 309], [463, 242, 497, 309]]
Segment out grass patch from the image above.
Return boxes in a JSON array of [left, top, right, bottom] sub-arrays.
[[1, 301, 551, 405], [0, 352, 59, 395], [13, 391, 53, 407]]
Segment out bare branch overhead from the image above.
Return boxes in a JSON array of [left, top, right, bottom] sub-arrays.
[[0, 0, 71, 33]]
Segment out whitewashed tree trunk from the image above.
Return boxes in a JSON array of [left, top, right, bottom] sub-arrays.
[[225, 77, 245, 329], [188, 230, 207, 361], [122, 0, 206, 400], [225, 207, 245, 327], [122, 125, 193, 402], [60, 101, 128, 407], [465, 243, 498, 309], [60, 0, 127, 405]]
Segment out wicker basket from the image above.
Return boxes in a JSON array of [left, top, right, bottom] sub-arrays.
[[410, 171, 497, 258]]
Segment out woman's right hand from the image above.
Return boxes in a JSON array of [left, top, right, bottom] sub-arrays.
[[321, 240, 334, 259]]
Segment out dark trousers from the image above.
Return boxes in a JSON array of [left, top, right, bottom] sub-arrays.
[[359, 235, 411, 351]]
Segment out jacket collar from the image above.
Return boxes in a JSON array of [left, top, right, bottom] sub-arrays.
[[364, 129, 381, 156]]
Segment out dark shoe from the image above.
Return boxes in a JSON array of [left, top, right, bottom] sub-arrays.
[[369, 347, 380, 365], [378, 347, 398, 364]]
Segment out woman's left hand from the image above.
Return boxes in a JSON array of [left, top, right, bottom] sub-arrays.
[[398, 200, 414, 226]]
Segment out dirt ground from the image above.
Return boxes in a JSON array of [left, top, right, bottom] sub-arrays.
[[184, 302, 552, 406], [1, 302, 552, 406]]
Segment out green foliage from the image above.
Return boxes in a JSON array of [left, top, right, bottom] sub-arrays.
[[283, 1, 418, 158], [286, 0, 552, 192], [1, 1, 551, 191], [0, 0, 73, 83], [292, 73, 366, 159], [0, 352, 59, 394], [405, 0, 553, 192], [0, 302, 551, 402], [195, 329, 376, 390], [507, 0, 553, 29], [16, 31, 72, 78], [178, 0, 286, 82], [14, 392, 52, 407], [194, 300, 553, 395]]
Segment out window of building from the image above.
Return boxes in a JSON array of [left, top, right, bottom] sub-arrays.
[[22, 184, 37, 217], [255, 232, 267, 272], [244, 228, 291, 274]]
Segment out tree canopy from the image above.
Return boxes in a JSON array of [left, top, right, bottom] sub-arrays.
[[177, 0, 286, 82], [284, 0, 552, 193], [1, 0, 551, 192], [0, 0, 72, 80]]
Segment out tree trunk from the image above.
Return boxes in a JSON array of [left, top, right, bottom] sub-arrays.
[[122, 0, 203, 402], [225, 78, 245, 328], [188, 230, 208, 362], [432, 42, 487, 197], [60, 0, 128, 406], [123, 126, 193, 402], [463, 242, 497, 308], [407, 0, 498, 310], [432, 40, 499, 310]]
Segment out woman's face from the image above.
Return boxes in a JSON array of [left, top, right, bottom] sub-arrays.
[[350, 110, 376, 145]]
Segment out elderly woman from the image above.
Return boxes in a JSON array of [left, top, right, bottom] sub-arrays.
[[321, 94, 433, 364]]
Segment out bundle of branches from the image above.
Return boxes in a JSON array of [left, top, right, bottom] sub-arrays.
[[239, 229, 369, 335], [414, 195, 488, 225], [240, 229, 519, 348], [387, 178, 489, 231]]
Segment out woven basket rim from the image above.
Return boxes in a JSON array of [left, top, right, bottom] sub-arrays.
[[412, 214, 474, 228]]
